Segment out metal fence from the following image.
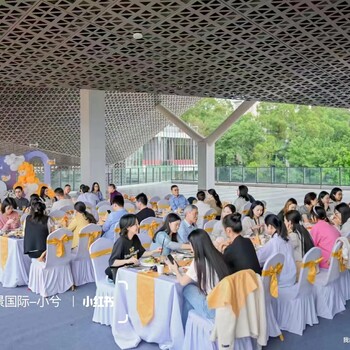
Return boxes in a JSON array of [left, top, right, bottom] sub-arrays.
[[47, 166, 350, 188], [111, 166, 350, 187]]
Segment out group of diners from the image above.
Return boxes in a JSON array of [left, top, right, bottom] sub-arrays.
[[104, 184, 350, 328], [2, 181, 349, 330]]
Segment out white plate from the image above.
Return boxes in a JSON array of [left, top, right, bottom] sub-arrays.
[[139, 258, 158, 267]]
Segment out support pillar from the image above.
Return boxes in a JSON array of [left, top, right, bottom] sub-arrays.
[[197, 141, 215, 191], [80, 89, 106, 195]]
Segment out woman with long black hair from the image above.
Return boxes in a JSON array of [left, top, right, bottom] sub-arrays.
[[68, 201, 97, 249], [150, 213, 191, 255], [284, 210, 314, 262], [257, 214, 296, 287], [207, 188, 223, 219], [167, 228, 229, 326], [24, 201, 54, 261]]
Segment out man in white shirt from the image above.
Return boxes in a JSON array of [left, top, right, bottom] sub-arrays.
[[77, 184, 99, 206], [195, 191, 212, 228], [51, 187, 73, 211]]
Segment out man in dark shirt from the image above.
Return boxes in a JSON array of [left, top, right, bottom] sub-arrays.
[[108, 183, 122, 205], [14, 186, 29, 209], [220, 213, 261, 275], [135, 192, 155, 223]]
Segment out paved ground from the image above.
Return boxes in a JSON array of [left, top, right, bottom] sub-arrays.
[[119, 182, 350, 214]]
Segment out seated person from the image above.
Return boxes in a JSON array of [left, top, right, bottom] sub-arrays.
[[0, 197, 20, 231], [14, 186, 29, 210], [51, 187, 73, 211], [211, 204, 236, 244], [135, 192, 155, 223], [178, 205, 198, 243], [257, 214, 296, 287], [195, 191, 211, 229], [102, 195, 128, 240], [169, 185, 188, 211], [150, 213, 191, 255], [24, 202, 54, 260], [68, 202, 97, 249], [77, 184, 99, 206], [219, 213, 261, 275], [106, 214, 161, 282]]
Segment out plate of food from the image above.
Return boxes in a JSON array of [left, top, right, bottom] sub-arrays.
[[139, 256, 160, 267]]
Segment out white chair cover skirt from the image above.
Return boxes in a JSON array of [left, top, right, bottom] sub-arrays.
[[184, 310, 255, 350], [0, 237, 31, 288], [28, 259, 74, 297], [92, 280, 114, 326]]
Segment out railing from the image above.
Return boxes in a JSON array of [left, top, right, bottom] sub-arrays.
[[46, 166, 350, 188], [112, 166, 350, 187]]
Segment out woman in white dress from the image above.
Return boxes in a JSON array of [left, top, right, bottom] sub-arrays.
[[257, 214, 296, 287], [242, 200, 266, 237], [233, 185, 254, 213]]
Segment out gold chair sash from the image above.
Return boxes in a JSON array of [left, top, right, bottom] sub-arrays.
[[205, 227, 214, 233], [115, 227, 121, 234], [47, 234, 73, 257], [0, 236, 9, 270], [98, 211, 107, 217], [332, 249, 347, 272], [79, 231, 101, 248], [203, 214, 216, 221], [90, 248, 112, 259], [301, 257, 323, 284], [140, 221, 159, 238], [262, 263, 283, 298], [142, 243, 151, 249], [150, 201, 158, 210], [158, 204, 170, 210]]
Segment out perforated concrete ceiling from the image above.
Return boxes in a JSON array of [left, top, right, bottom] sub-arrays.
[[1, 0, 350, 164]]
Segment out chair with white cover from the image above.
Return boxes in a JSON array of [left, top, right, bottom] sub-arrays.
[[274, 247, 320, 335], [313, 241, 346, 319], [20, 212, 29, 226], [96, 200, 110, 209], [184, 270, 267, 350], [164, 194, 172, 200], [28, 228, 74, 297], [335, 237, 350, 301], [202, 209, 218, 229], [71, 224, 102, 286], [49, 210, 66, 224], [114, 222, 121, 242], [241, 202, 251, 216], [89, 237, 114, 326], [98, 204, 112, 221], [157, 199, 171, 212], [261, 253, 285, 340], [60, 205, 75, 218], [124, 202, 136, 213], [83, 202, 99, 222], [149, 196, 161, 210], [204, 219, 219, 236], [139, 217, 163, 249]]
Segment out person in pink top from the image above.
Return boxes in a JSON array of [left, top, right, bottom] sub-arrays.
[[0, 197, 20, 231], [310, 206, 340, 269]]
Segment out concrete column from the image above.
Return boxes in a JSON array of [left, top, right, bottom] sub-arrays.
[[80, 89, 106, 195], [197, 141, 215, 191]]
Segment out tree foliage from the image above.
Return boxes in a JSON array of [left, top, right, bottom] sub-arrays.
[[180, 99, 350, 167]]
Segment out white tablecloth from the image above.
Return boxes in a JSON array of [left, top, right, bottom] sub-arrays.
[[112, 267, 184, 350], [0, 237, 31, 287]]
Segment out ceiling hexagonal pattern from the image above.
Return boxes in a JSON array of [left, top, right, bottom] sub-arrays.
[[1, 0, 350, 107], [0, 84, 200, 165]]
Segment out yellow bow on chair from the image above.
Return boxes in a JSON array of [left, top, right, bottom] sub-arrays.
[[332, 249, 347, 272], [47, 234, 73, 257], [115, 227, 121, 234], [301, 257, 323, 284], [90, 248, 112, 259], [79, 231, 101, 248], [262, 263, 283, 298], [205, 227, 214, 233], [204, 214, 216, 221], [140, 221, 159, 238], [150, 201, 158, 210]]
